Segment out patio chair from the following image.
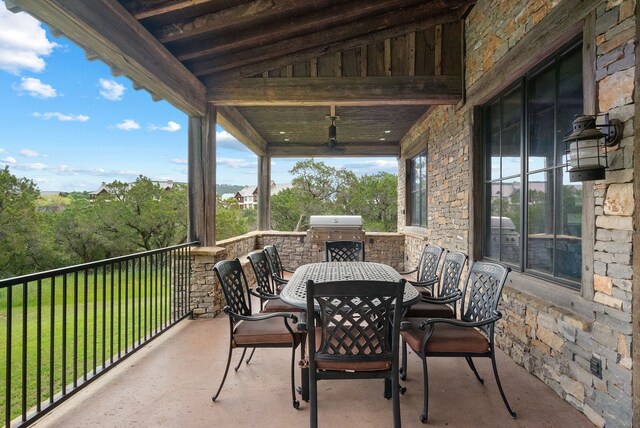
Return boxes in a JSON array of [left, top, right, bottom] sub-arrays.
[[400, 251, 467, 380], [247, 251, 302, 313], [264, 244, 294, 291], [400, 261, 516, 423], [324, 240, 365, 262], [212, 258, 303, 409], [306, 279, 405, 428], [398, 244, 444, 297]]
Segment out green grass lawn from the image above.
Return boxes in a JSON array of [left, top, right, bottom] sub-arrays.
[[0, 263, 189, 424]]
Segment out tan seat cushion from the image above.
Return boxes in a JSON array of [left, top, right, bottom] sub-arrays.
[[311, 327, 392, 372], [232, 316, 299, 347], [405, 301, 454, 318], [401, 318, 489, 355], [263, 298, 303, 313]]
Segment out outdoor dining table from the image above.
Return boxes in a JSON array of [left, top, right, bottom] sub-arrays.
[[280, 261, 421, 401]]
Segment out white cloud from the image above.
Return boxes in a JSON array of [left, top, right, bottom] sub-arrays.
[[19, 149, 40, 157], [216, 130, 251, 152], [171, 158, 188, 165], [13, 77, 57, 98], [151, 121, 181, 132], [217, 157, 256, 168], [99, 78, 125, 101], [27, 162, 47, 170], [115, 119, 140, 131], [0, 148, 4, 154], [2, 156, 17, 165], [0, 3, 59, 74], [33, 112, 90, 122]]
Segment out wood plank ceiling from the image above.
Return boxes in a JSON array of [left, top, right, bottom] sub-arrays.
[[18, 0, 477, 157]]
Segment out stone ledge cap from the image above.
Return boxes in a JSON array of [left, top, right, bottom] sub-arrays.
[[191, 246, 226, 256]]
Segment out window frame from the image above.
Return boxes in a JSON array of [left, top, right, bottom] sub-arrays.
[[481, 38, 584, 290], [408, 151, 428, 228]]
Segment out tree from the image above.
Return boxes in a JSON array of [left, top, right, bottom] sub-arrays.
[[0, 167, 54, 277], [55, 199, 112, 263], [343, 172, 397, 231]]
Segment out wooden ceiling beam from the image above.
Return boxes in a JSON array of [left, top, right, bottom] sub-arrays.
[[126, 0, 228, 20], [267, 141, 400, 158], [174, 0, 429, 61], [155, 0, 336, 43], [196, 7, 468, 83], [11, 0, 206, 117], [217, 106, 267, 156], [206, 76, 462, 106]]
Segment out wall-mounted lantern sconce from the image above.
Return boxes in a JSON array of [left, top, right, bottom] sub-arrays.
[[564, 114, 622, 182]]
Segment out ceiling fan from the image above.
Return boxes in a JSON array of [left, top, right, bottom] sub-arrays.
[[325, 113, 346, 153]]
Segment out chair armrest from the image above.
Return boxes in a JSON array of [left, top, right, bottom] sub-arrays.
[[418, 311, 502, 330], [397, 267, 417, 275], [272, 274, 289, 285], [421, 290, 462, 305], [409, 277, 438, 287], [249, 289, 280, 300], [224, 306, 298, 324], [283, 267, 295, 273]]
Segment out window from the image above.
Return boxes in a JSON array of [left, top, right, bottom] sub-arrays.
[[409, 152, 427, 227], [482, 41, 583, 288]]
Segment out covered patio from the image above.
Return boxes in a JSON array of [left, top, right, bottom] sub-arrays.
[[4, 0, 639, 427], [31, 317, 592, 427]]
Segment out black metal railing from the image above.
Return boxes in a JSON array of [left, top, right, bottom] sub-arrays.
[[1, 243, 195, 428]]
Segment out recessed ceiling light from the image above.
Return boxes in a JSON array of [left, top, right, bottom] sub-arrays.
[[284, 138, 290, 142], [384, 130, 391, 134], [279, 131, 286, 134], [379, 138, 386, 141]]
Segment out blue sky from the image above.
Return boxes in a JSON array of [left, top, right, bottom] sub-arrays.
[[0, 3, 397, 192]]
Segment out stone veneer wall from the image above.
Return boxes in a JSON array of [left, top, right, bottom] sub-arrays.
[[398, 0, 636, 426], [190, 231, 406, 317]]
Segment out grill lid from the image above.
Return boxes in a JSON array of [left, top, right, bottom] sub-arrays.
[[309, 215, 362, 228]]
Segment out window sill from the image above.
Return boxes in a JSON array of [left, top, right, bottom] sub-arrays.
[[505, 270, 595, 323]]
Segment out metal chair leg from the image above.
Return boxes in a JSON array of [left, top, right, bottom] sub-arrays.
[[392, 372, 401, 428], [234, 348, 248, 372], [465, 356, 484, 384], [291, 345, 300, 409], [212, 342, 233, 402], [491, 353, 517, 418], [310, 367, 318, 428], [246, 348, 257, 364], [420, 355, 429, 423], [400, 339, 408, 380]]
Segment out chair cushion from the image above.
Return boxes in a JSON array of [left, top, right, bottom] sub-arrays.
[[232, 316, 299, 347], [263, 298, 303, 313], [400, 318, 490, 355], [405, 301, 454, 318], [310, 327, 392, 371]]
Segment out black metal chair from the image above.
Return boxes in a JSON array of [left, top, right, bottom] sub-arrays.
[[212, 258, 303, 409], [247, 250, 302, 313], [264, 244, 294, 291], [324, 240, 365, 262], [399, 244, 444, 297], [400, 261, 516, 423], [306, 279, 405, 428], [400, 251, 467, 380]]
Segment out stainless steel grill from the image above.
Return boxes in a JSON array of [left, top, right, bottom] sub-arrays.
[[307, 215, 365, 244]]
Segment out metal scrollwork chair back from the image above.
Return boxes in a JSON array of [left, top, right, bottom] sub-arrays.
[[324, 240, 365, 262], [212, 258, 303, 409], [306, 279, 405, 428], [264, 244, 294, 290], [400, 261, 516, 423]]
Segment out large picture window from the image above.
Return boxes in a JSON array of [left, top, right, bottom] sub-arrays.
[[482, 41, 583, 288], [409, 152, 427, 227]]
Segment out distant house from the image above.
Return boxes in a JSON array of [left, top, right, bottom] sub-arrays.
[[234, 181, 292, 210], [89, 180, 177, 200]]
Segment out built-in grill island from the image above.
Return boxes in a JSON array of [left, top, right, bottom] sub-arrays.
[[307, 215, 365, 245]]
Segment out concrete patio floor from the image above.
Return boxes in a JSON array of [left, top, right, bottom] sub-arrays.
[[33, 317, 593, 427]]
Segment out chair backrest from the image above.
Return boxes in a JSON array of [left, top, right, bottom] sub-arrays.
[[247, 250, 276, 296], [307, 280, 404, 365], [213, 258, 252, 317], [436, 251, 467, 298], [264, 245, 284, 278], [416, 245, 443, 282], [325, 240, 365, 262], [459, 261, 510, 335]]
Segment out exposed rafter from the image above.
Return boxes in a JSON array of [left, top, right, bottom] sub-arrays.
[[217, 106, 267, 156], [267, 141, 400, 158], [206, 76, 462, 106], [197, 9, 465, 83]]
